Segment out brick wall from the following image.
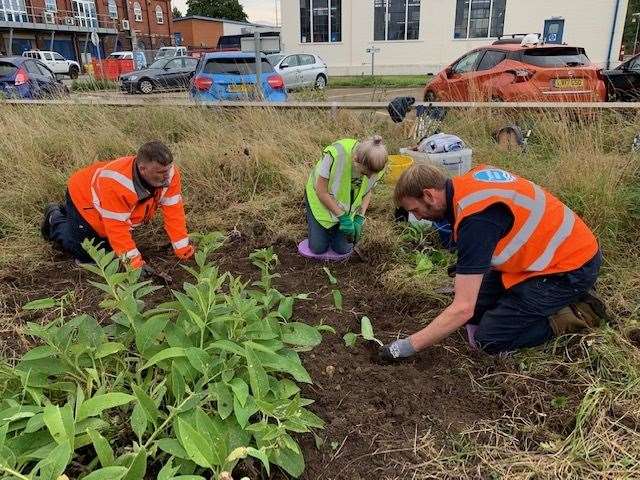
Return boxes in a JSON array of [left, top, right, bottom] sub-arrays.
[[173, 18, 223, 49]]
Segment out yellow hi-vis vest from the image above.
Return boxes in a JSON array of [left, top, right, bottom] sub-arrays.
[[305, 138, 382, 229]]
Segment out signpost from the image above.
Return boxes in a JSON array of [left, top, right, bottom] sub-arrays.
[[240, 31, 281, 100], [366, 46, 381, 76]]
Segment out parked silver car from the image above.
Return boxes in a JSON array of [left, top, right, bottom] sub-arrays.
[[267, 53, 328, 90]]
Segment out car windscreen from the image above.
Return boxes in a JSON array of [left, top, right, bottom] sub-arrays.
[[267, 54, 284, 65], [203, 58, 275, 75], [0, 62, 17, 78], [148, 59, 168, 69], [522, 47, 590, 67], [155, 49, 173, 58]]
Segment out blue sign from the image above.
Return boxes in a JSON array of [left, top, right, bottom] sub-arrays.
[[174, 32, 182, 46], [132, 50, 147, 70], [473, 169, 516, 183]]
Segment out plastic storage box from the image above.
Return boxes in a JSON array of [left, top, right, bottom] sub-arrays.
[[399, 147, 473, 177]]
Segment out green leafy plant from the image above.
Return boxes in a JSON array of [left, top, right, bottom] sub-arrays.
[[414, 248, 451, 277], [343, 317, 383, 348], [0, 233, 327, 479], [322, 267, 342, 311]]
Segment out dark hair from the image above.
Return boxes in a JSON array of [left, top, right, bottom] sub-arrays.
[[136, 141, 173, 166]]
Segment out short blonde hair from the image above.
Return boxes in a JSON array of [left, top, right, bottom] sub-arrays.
[[354, 135, 388, 173], [394, 163, 447, 205]]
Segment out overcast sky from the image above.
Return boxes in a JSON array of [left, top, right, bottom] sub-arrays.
[[172, 0, 281, 25]]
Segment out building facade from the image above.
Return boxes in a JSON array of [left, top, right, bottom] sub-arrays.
[[280, 0, 629, 75], [0, 0, 174, 65], [172, 15, 279, 50]]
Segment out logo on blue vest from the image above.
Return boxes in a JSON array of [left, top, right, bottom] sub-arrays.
[[473, 169, 516, 183]]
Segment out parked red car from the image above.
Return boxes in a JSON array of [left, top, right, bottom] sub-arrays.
[[424, 38, 607, 103]]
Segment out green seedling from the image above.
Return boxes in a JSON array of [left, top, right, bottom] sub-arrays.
[[343, 317, 383, 348], [323, 267, 343, 311]]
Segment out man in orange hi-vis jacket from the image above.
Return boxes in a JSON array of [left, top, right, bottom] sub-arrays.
[[41, 140, 194, 271], [379, 163, 607, 360]]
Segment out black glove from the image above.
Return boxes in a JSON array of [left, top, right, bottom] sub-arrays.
[[387, 96, 416, 123], [140, 264, 172, 284]]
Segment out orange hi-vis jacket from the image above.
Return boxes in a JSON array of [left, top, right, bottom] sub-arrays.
[[452, 165, 599, 289], [68, 155, 190, 268]]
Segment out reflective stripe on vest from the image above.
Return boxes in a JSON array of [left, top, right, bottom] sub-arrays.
[[126, 248, 140, 259], [330, 142, 347, 200], [457, 182, 576, 272], [90, 168, 134, 223], [528, 204, 575, 271], [160, 194, 182, 206], [172, 237, 190, 250]]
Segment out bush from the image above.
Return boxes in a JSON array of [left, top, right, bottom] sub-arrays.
[[71, 78, 119, 92], [0, 233, 328, 479]]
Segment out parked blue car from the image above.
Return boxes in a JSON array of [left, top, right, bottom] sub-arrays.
[[0, 56, 69, 99], [189, 52, 287, 102]]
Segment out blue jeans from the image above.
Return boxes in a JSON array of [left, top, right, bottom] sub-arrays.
[[49, 191, 111, 263], [305, 196, 352, 255], [472, 251, 602, 354]]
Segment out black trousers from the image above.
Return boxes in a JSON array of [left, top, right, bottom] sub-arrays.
[[472, 251, 602, 354], [48, 191, 111, 263]]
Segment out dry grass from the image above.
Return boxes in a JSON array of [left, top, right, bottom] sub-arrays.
[[0, 103, 640, 478]]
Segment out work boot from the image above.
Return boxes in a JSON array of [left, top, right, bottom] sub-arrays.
[[576, 290, 609, 325], [40, 203, 61, 241], [549, 306, 589, 336], [549, 291, 608, 337]]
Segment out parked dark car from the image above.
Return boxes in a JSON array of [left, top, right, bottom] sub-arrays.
[[602, 54, 640, 101], [0, 56, 69, 99], [119, 56, 199, 94]]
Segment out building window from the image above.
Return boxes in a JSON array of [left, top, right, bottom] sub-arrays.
[[133, 1, 142, 22], [108, 0, 117, 19], [0, 0, 28, 22], [454, 0, 505, 39], [374, 0, 420, 41], [155, 5, 163, 23], [45, 0, 57, 12], [73, 0, 98, 28], [300, 0, 341, 43]]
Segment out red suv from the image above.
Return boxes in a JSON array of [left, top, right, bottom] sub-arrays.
[[424, 39, 607, 102]]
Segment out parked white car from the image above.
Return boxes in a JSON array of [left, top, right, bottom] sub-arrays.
[[267, 53, 328, 90], [154, 46, 188, 60], [22, 50, 80, 79]]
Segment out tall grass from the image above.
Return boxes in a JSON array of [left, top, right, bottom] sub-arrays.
[[0, 104, 639, 478]]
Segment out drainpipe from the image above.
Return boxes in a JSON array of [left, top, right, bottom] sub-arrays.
[[606, 0, 622, 69]]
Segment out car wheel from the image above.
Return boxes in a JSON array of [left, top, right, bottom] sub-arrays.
[[424, 90, 437, 102], [68, 65, 79, 80], [315, 74, 327, 90], [139, 79, 154, 94]]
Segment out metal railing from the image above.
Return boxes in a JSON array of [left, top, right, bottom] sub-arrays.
[[0, 5, 117, 31]]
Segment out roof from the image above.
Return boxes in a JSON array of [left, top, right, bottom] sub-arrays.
[[201, 51, 268, 59], [484, 43, 580, 51], [0, 56, 26, 63], [173, 15, 278, 29]]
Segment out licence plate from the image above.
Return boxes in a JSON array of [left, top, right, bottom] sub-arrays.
[[554, 78, 584, 89], [227, 84, 255, 94]]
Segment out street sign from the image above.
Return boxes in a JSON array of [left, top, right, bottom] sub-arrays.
[[90, 31, 99, 47], [241, 36, 281, 54], [366, 47, 381, 54]]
